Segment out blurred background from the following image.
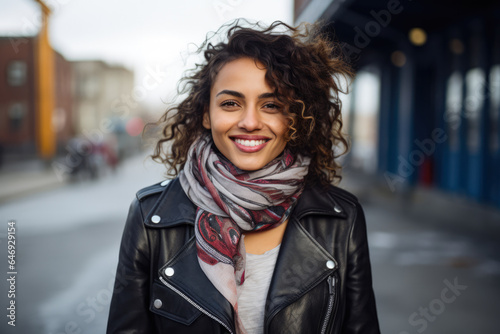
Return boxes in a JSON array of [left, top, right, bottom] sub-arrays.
[[0, 0, 499, 333]]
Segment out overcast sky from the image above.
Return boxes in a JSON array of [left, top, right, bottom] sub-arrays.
[[0, 0, 293, 111]]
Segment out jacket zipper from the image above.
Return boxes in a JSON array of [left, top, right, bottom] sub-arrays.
[[320, 275, 336, 334], [159, 276, 234, 334]]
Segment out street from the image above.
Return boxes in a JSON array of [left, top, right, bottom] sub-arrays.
[[1, 153, 499, 333], [365, 201, 500, 333], [0, 153, 166, 334]]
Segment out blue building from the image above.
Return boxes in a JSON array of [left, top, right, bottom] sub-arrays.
[[295, 0, 500, 208]]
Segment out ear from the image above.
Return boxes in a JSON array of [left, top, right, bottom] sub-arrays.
[[202, 110, 211, 129]]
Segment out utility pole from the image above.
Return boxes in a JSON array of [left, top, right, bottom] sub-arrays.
[[34, 0, 55, 160]]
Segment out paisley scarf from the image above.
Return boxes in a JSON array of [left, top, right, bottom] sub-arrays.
[[179, 133, 310, 333]]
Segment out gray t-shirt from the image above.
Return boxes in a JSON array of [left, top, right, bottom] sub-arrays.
[[236, 245, 281, 334]]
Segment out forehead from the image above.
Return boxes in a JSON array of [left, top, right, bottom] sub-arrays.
[[211, 57, 271, 93]]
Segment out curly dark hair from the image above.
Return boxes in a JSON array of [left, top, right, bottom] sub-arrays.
[[149, 20, 353, 187]]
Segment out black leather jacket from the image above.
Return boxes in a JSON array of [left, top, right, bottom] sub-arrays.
[[107, 178, 380, 334]]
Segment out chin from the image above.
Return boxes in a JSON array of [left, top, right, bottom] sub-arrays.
[[232, 159, 265, 172]]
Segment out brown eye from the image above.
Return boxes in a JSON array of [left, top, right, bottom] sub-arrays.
[[220, 100, 239, 108], [263, 102, 282, 112]]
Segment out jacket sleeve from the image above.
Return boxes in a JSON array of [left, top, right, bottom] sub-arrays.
[[106, 197, 154, 334], [341, 202, 381, 334]]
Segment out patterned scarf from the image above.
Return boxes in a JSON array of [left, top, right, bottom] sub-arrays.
[[179, 133, 310, 333]]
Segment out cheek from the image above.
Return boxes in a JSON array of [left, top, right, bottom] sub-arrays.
[[210, 110, 241, 132], [272, 117, 289, 141], [210, 118, 231, 135]]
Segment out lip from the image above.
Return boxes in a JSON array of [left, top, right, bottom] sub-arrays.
[[230, 135, 270, 140], [230, 135, 270, 153]]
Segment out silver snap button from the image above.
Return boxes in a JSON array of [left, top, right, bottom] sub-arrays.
[[153, 299, 162, 309], [160, 180, 169, 186], [164, 267, 175, 277], [333, 205, 342, 213], [151, 215, 161, 224], [326, 260, 335, 269]]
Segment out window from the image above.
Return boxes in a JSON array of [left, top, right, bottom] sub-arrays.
[[7, 61, 27, 86], [490, 65, 500, 153], [8, 103, 27, 131], [350, 69, 381, 173], [445, 71, 463, 151], [464, 68, 485, 152]]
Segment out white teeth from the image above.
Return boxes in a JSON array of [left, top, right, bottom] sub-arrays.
[[234, 138, 266, 147]]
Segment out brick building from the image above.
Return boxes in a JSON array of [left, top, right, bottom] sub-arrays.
[[0, 36, 74, 164]]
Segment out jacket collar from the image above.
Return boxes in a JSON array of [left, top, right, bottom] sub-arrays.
[[293, 185, 347, 220], [144, 178, 346, 228], [143, 178, 197, 228]]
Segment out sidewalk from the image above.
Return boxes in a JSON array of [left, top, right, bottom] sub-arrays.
[[340, 169, 500, 239], [0, 159, 64, 204]]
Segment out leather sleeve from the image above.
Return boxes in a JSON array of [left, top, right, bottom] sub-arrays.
[[340, 202, 381, 334], [106, 198, 154, 334]]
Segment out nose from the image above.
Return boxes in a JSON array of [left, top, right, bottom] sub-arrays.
[[237, 107, 262, 131]]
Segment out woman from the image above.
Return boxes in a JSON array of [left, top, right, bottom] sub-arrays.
[[107, 21, 380, 334]]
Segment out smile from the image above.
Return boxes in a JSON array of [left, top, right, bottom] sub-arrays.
[[233, 138, 267, 147], [231, 136, 270, 153]]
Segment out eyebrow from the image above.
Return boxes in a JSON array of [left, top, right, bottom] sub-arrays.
[[215, 89, 276, 99]]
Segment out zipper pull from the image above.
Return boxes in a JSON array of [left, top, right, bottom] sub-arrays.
[[327, 276, 335, 295]]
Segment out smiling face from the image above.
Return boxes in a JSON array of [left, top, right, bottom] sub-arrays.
[[203, 57, 288, 171]]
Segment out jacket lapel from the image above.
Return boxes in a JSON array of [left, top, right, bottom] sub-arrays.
[[265, 218, 338, 322], [159, 238, 236, 333], [149, 179, 236, 332], [265, 186, 343, 325]]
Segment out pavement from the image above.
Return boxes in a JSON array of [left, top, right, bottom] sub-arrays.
[[340, 168, 500, 240], [0, 159, 65, 204]]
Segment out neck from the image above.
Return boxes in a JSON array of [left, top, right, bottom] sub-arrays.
[[243, 220, 289, 255]]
